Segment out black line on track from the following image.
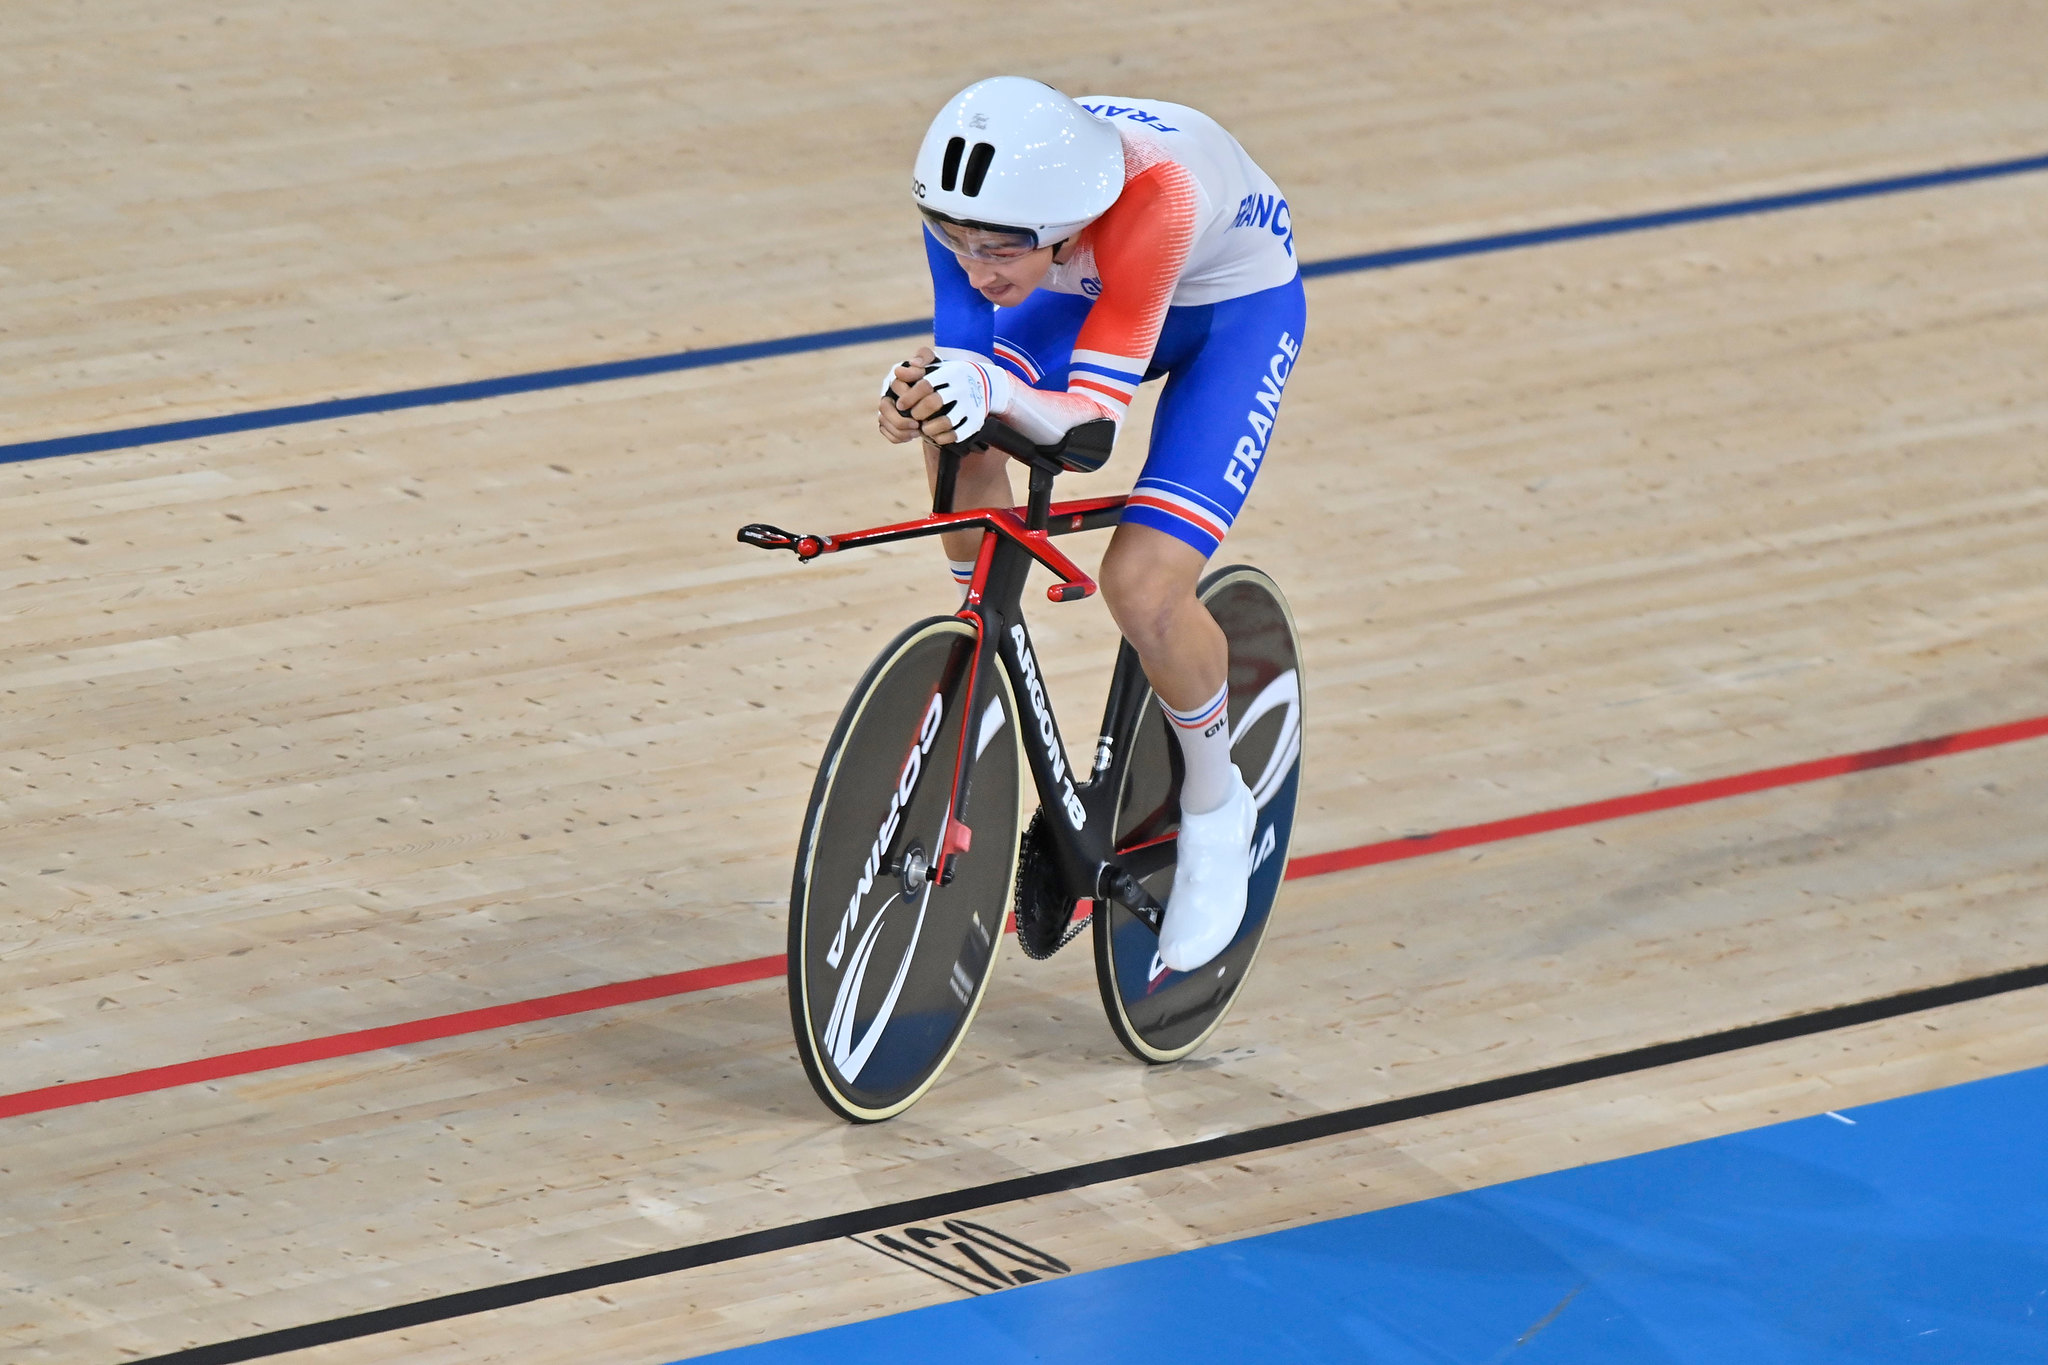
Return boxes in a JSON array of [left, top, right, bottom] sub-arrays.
[[133, 959, 2048, 1365]]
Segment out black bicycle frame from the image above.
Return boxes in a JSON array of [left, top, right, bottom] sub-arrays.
[[737, 422, 1174, 928]]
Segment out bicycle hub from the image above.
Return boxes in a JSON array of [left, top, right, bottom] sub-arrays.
[[893, 843, 931, 897]]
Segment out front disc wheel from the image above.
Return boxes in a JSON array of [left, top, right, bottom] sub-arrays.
[[787, 617, 1024, 1122]]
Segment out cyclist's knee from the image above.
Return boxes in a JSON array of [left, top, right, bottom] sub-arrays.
[[1100, 530, 1202, 652]]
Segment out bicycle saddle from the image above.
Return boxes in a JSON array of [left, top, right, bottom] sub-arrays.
[[970, 417, 1115, 475]]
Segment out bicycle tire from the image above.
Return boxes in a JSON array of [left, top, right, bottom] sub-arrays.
[[787, 616, 1025, 1122], [1092, 565, 1304, 1063]]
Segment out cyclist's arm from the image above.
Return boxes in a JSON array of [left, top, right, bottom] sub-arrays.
[[925, 229, 995, 355], [985, 160, 1199, 444]]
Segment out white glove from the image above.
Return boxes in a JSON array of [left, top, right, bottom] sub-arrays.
[[879, 356, 917, 408], [920, 353, 1013, 444], [879, 347, 997, 406]]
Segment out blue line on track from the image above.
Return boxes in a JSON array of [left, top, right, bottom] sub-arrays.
[[7, 150, 2045, 467], [0, 319, 931, 465], [1296, 150, 2048, 278]]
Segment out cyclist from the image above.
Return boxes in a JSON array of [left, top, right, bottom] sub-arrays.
[[878, 77, 1305, 974]]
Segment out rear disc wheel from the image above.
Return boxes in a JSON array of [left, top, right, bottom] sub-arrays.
[[1093, 565, 1304, 1063]]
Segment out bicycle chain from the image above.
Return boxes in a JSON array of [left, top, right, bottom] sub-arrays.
[[1013, 809, 1088, 960]]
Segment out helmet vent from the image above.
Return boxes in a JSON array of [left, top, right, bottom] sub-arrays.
[[940, 136, 965, 192], [961, 142, 995, 197]]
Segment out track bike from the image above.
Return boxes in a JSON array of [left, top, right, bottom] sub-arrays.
[[739, 417, 1304, 1122]]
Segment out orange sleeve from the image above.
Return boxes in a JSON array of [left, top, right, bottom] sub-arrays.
[[1063, 160, 1201, 420]]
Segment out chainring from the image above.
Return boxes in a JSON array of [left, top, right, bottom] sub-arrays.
[[1013, 809, 1087, 960]]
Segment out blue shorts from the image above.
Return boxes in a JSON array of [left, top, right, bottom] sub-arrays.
[[987, 275, 1308, 558]]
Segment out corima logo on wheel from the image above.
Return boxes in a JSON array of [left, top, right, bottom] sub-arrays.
[[818, 691, 947, 1085], [1011, 625, 1087, 830], [825, 692, 944, 971]]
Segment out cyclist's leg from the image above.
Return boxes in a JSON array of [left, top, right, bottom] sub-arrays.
[[1101, 276, 1307, 715], [927, 292, 1095, 568], [926, 440, 1014, 567], [1097, 276, 1307, 969]]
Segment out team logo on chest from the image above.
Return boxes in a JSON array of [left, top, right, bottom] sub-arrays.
[[1230, 193, 1294, 256]]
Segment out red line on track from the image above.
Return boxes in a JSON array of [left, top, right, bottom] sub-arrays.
[[7, 712, 2047, 1123], [0, 955, 784, 1121], [1285, 712, 2048, 878]]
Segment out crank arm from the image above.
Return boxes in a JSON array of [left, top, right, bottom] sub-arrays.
[[1101, 866, 1166, 934]]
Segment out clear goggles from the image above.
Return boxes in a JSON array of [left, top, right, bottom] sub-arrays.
[[920, 210, 1044, 262]]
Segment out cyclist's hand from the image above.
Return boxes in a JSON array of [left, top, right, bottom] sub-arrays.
[[877, 347, 937, 445], [914, 355, 1001, 445], [879, 348, 1007, 446]]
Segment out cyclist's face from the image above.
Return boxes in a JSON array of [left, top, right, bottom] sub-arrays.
[[960, 247, 1055, 305], [927, 222, 1058, 305]]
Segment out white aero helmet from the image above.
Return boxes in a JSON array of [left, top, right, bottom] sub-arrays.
[[913, 77, 1126, 257]]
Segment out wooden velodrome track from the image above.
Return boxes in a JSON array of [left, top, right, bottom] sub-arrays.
[[6, 1, 2048, 1360]]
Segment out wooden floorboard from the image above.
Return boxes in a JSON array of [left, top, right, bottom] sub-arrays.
[[3, 1, 2046, 1361]]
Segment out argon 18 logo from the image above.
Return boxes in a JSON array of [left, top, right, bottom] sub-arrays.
[[1010, 624, 1087, 830]]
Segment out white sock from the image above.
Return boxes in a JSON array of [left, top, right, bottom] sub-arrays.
[[1161, 682, 1233, 815], [948, 559, 976, 605]]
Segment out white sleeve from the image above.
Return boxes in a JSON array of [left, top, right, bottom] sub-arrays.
[[928, 347, 1119, 446], [993, 380, 1120, 446]]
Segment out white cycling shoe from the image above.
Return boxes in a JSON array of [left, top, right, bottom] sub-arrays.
[[1158, 767, 1258, 973]]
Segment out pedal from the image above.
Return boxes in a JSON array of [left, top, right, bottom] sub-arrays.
[[1013, 811, 1087, 959]]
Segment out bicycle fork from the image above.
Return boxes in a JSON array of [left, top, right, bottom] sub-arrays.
[[936, 595, 1169, 934]]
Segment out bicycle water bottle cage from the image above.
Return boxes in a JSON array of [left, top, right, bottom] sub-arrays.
[[970, 418, 1115, 475]]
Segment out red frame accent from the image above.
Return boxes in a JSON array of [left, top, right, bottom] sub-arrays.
[[795, 495, 1128, 605], [936, 669, 980, 886], [762, 484, 1131, 895], [963, 521, 999, 608]]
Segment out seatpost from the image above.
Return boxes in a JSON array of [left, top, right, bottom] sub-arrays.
[[1025, 458, 1057, 531]]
